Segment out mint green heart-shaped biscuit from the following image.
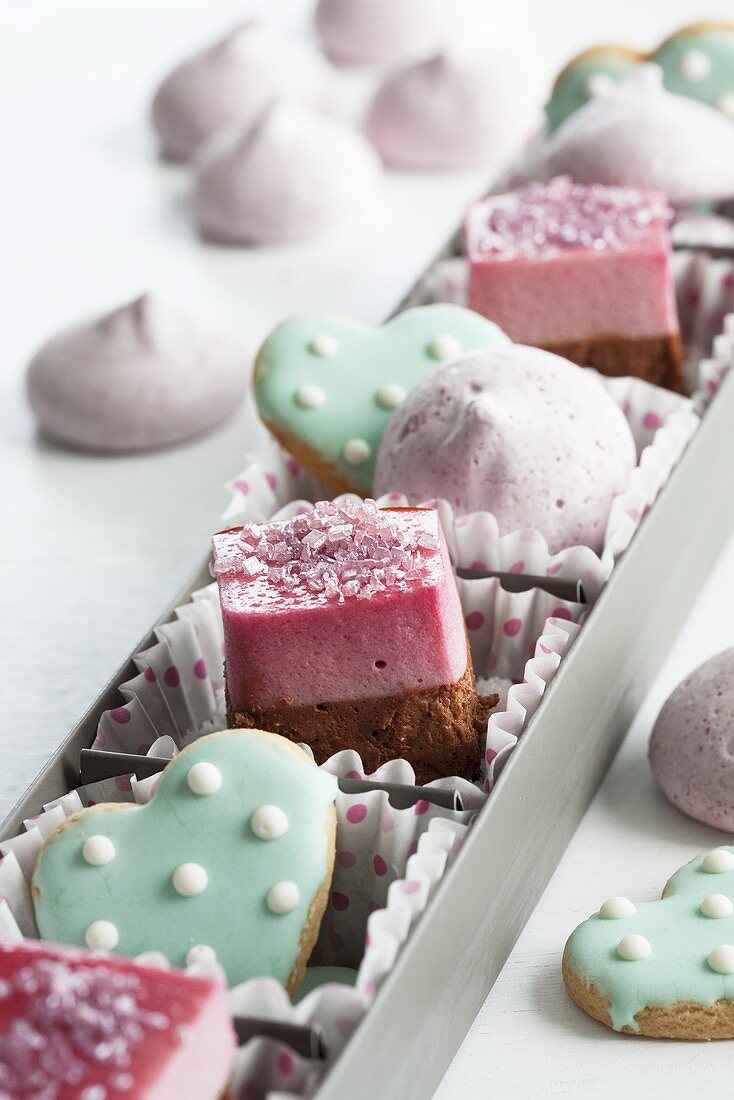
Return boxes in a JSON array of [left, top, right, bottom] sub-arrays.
[[253, 304, 509, 494], [564, 846, 734, 1036], [33, 730, 338, 991]]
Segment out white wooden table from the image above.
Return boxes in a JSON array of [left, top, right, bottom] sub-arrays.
[[3, 1, 733, 1095]]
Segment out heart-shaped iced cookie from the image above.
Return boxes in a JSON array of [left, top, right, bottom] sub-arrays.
[[253, 303, 509, 494], [564, 846, 734, 1038], [32, 730, 338, 992], [547, 22, 734, 132]]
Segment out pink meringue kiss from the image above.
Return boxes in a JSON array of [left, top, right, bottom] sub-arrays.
[[365, 47, 544, 171], [528, 64, 734, 206], [315, 0, 449, 68], [26, 293, 249, 453], [193, 102, 382, 245], [151, 20, 333, 162]]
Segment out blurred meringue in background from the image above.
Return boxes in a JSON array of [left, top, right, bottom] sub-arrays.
[[314, 0, 451, 68]]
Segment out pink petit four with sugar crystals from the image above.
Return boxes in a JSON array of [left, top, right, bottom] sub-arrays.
[[211, 500, 496, 783], [0, 937, 235, 1100], [465, 176, 684, 391]]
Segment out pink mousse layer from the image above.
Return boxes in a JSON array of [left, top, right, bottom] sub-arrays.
[[465, 177, 679, 345], [211, 502, 468, 710], [0, 937, 235, 1100]]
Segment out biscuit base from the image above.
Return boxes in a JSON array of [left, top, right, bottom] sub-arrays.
[[544, 333, 685, 393], [562, 953, 734, 1039], [227, 666, 498, 785]]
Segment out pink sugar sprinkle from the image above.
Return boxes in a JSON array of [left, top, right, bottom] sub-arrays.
[[0, 958, 171, 1093], [228, 499, 439, 603], [476, 176, 671, 259]]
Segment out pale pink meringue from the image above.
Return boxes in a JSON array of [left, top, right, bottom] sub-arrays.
[[193, 102, 382, 245], [315, 0, 449, 68], [528, 64, 734, 206], [365, 47, 544, 171], [151, 20, 333, 162], [26, 294, 249, 452]]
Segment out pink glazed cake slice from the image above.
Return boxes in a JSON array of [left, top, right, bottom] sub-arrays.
[[0, 936, 235, 1099], [211, 500, 496, 782], [465, 176, 684, 391]]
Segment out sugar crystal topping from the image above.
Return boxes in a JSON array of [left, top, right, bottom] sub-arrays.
[[0, 956, 173, 1097], [474, 176, 672, 258], [225, 499, 439, 602]]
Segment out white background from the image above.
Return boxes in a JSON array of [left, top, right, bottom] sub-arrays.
[[2, 1, 734, 1096]]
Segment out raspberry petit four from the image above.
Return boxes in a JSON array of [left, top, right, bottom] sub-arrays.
[[0, 937, 235, 1099], [151, 20, 332, 162], [374, 345, 637, 554], [194, 102, 382, 246], [253, 304, 509, 494], [466, 176, 684, 389], [211, 501, 496, 783]]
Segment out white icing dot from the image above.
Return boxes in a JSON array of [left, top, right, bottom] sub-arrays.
[[342, 438, 372, 467], [251, 805, 289, 840], [708, 944, 734, 974], [309, 334, 339, 358], [700, 894, 734, 919], [267, 881, 300, 915], [85, 920, 119, 950], [375, 383, 407, 410], [186, 944, 217, 966], [586, 72, 616, 99], [598, 896, 636, 920], [187, 762, 222, 796], [427, 334, 462, 361], [718, 92, 734, 118], [701, 848, 734, 874], [82, 835, 116, 866], [295, 383, 327, 409], [616, 934, 651, 961], [680, 48, 712, 81], [172, 862, 208, 897]]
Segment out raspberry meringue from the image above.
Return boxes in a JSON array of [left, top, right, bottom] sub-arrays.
[[528, 64, 734, 205], [374, 344, 637, 553], [365, 47, 544, 171], [193, 102, 382, 245], [315, 0, 449, 68], [26, 294, 249, 453], [151, 20, 333, 162]]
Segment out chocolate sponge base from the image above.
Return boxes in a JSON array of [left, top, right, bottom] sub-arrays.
[[545, 333, 685, 393], [227, 666, 498, 785]]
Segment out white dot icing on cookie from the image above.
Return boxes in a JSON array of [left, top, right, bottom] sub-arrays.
[[82, 835, 116, 866], [707, 944, 734, 974], [599, 896, 636, 920], [679, 48, 712, 81], [295, 383, 327, 409], [376, 383, 407, 410], [85, 919, 119, 950], [427, 334, 462, 361], [309, 334, 339, 358], [342, 438, 371, 467], [701, 848, 734, 874], [700, 894, 734, 919], [251, 805, 289, 840], [586, 72, 615, 99], [616, 934, 651, 961], [718, 92, 734, 118], [172, 862, 208, 897], [186, 944, 217, 966], [186, 762, 222, 796], [267, 881, 300, 914]]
